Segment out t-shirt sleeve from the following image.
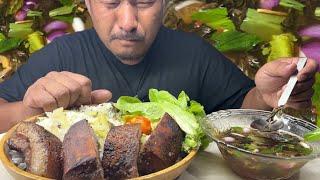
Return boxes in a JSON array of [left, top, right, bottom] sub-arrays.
[[199, 41, 255, 113], [0, 41, 62, 102]]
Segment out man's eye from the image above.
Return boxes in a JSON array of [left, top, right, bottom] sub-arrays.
[[136, 0, 155, 8], [98, 0, 120, 8]]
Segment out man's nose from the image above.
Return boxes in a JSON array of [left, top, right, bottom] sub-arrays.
[[117, 3, 138, 33]]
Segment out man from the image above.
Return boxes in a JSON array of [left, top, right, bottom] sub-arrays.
[[0, 0, 317, 132]]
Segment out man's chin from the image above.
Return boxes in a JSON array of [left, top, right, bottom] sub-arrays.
[[114, 52, 145, 63]]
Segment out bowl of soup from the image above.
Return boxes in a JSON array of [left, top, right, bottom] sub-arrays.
[[203, 109, 320, 180]]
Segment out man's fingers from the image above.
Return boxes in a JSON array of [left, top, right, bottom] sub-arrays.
[[291, 77, 315, 95], [91, 90, 112, 104], [38, 77, 70, 109], [286, 100, 312, 109], [297, 59, 318, 81], [46, 72, 82, 106], [288, 88, 314, 103], [262, 58, 297, 79], [62, 71, 92, 105], [23, 84, 58, 111]]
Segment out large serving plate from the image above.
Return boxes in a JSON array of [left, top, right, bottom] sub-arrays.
[[0, 115, 197, 180]]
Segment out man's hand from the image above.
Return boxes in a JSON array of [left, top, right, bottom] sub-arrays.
[[23, 71, 112, 112], [255, 58, 318, 109]]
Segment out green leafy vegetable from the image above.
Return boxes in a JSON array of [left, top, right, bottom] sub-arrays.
[[211, 30, 262, 52], [265, 33, 296, 62], [192, 8, 235, 32], [304, 128, 320, 142], [8, 22, 34, 39], [27, 10, 43, 17], [115, 89, 210, 152], [49, 4, 76, 17], [27, 31, 44, 53], [0, 38, 23, 53], [280, 0, 305, 11], [241, 8, 285, 41], [115, 96, 165, 121]]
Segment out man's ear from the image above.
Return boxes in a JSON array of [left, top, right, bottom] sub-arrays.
[[85, 0, 92, 15]]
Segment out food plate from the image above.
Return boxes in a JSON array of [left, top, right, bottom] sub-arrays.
[[0, 115, 197, 180]]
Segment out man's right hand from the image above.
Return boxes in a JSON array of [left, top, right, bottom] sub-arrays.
[[23, 71, 112, 112]]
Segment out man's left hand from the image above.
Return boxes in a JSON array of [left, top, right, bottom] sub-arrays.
[[255, 57, 318, 109]]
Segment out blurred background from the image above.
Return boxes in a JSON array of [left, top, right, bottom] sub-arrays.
[[0, 0, 319, 124]]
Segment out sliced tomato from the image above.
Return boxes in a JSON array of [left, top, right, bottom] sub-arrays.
[[125, 115, 152, 135]]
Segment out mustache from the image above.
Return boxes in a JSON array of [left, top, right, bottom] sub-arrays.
[[110, 31, 145, 41]]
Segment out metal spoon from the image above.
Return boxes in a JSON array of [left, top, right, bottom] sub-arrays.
[[251, 57, 308, 132]]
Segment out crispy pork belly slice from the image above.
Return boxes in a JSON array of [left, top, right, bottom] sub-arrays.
[[62, 120, 104, 180], [7, 122, 63, 179], [102, 124, 142, 180], [138, 113, 184, 175]]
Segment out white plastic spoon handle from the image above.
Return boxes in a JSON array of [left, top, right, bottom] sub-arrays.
[[278, 57, 308, 107]]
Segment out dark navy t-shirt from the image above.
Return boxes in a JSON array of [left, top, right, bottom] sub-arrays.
[[0, 26, 254, 113]]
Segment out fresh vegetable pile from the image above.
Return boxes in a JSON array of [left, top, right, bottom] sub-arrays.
[[115, 89, 210, 152], [0, 0, 90, 82], [164, 0, 320, 125]]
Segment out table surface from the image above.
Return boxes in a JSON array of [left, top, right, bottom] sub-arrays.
[[1, 134, 319, 180]]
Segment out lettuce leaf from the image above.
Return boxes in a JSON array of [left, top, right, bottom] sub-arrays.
[[115, 96, 164, 121], [115, 89, 210, 152]]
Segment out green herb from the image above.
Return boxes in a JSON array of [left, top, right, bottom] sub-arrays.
[[49, 4, 77, 17], [192, 8, 235, 32], [52, 15, 74, 23], [211, 30, 262, 52], [0, 38, 23, 53], [265, 33, 296, 62], [27, 10, 43, 17], [280, 0, 305, 11], [241, 8, 285, 41], [304, 128, 320, 142]]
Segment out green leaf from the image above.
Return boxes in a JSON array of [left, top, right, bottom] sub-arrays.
[[304, 128, 320, 142], [49, 4, 76, 17], [0, 33, 6, 41], [192, 8, 235, 32], [27, 31, 44, 53], [6, 0, 24, 15], [177, 91, 190, 110], [241, 9, 285, 41], [52, 15, 74, 23], [0, 38, 23, 53], [211, 30, 262, 52], [188, 100, 206, 118], [8, 22, 34, 39], [312, 74, 320, 127], [115, 96, 164, 121], [267, 33, 296, 62], [60, 0, 74, 6], [27, 10, 43, 17], [280, 0, 305, 11]]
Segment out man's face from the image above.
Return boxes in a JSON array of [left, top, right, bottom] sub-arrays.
[[86, 0, 164, 63]]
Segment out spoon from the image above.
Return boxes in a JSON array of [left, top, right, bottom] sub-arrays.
[[251, 57, 308, 132]]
